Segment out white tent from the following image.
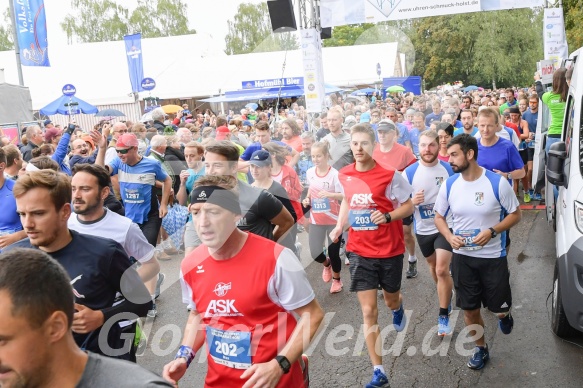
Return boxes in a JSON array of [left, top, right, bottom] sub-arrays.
[[0, 34, 401, 110]]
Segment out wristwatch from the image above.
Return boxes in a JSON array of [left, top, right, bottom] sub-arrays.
[[489, 227, 497, 238], [275, 355, 291, 374], [384, 212, 392, 223]]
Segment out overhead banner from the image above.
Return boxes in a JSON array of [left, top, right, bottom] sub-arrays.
[[321, 0, 545, 27], [543, 8, 569, 67], [12, 0, 50, 66], [301, 29, 326, 113], [124, 33, 145, 93]]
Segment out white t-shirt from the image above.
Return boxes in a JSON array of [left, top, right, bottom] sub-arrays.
[[105, 147, 118, 165], [403, 160, 454, 235], [434, 168, 519, 258], [305, 166, 343, 224], [68, 208, 155, 264]]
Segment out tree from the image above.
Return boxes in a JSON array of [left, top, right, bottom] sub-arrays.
[[563, 0, 583, 50], [224, 2, 299, 55], [61, 0, 194, 44], [0, 8, 14, 51]]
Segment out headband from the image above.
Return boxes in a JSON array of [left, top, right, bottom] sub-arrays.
[[190, 185, 241, 215]]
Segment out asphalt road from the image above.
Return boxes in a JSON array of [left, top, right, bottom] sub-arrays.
[[137, 209, 583, 387]]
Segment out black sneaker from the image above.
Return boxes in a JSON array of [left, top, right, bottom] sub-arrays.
[[498, 313, 514, 335], [154, 273, 165, 300], [406, 261, 417, 278], [467, 346, 489, 370]]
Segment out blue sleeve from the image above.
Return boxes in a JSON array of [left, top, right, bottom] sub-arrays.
[[241, 143, 259, 161], [399, 125, 410, 142], [109, 157, 120, 175], [507, 144, 525, 170], [51, 132, 71, 165]]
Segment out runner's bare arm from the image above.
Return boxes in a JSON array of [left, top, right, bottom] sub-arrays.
[[92, 128, 111, 173], [329, 198, 348, 242], [271, 206, 294, 242], [159, 176, 172, 218], [240, 299, 324, 388], [434, 211, 464, 249]]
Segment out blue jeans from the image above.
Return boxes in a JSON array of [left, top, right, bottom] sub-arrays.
[[545, 136, 561, 200]]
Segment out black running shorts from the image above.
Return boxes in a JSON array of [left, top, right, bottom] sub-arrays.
[[348, 253, 404, 293], [451, 253, 512, 313], [519, 149, 528, 165], [402, 214, 414, 226], [416, 232, 452, 258]]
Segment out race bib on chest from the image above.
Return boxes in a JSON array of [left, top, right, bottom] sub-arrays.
[[349, 209, 378, 231], [311, 198, 331, 213], [206, 326, 252, 369], [124, 188, 144, 204], [419, 203, 435, 219], [455, 229, 482, 251]]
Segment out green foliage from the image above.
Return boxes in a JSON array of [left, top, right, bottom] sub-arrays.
[[61, 0, 195, 44], [224, 2, 299, 55], [563, 0, 583, 50], [0, 8, 13, 51]]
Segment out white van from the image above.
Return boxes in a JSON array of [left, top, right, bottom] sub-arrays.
[[544, 47, 583, 337]]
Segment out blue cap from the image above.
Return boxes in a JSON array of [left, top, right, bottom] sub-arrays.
[[248, 150, 271, 167], [43, 119, 52, 126], [243, 120, 252, 127], [360, 112, 371, 123]]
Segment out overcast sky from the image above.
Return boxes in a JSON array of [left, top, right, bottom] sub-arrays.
[[43, 0, 266, 48]]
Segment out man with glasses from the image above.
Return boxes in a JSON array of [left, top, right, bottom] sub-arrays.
[[95, 130, 171, 260], [105, 122, 128, 165]]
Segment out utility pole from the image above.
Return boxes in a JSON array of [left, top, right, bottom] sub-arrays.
[[8, 0, 24, 86]]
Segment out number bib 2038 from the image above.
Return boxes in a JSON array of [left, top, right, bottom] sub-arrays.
[[206, 327, 251, 369], [311, 198, 331, 213], [455, 229, 482, 251], [349, 209, 378, 231], [419, 203, 435, 219]]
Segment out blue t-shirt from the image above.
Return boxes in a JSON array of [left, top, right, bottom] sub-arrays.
[[453, 127, 478, 137], [409, 127, 427, 157], [396, 123, 410, 146], [477, 137, 524, 184], [425, 112, 443, 126], [295, 152, 314, 186], [522, 109, 538, 149], [109, 157, 168, 224], [185, 167, 206, 195], [454, 120, 463, 129], [240, 140, 289, 161], [0, 179, 22, 234]]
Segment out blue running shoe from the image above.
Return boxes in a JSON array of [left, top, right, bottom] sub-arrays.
[[365, 369, 390, 388], [437, 315, 452, 336], [467, 346, 489, 370], [392, 304, 406, 332], [498, 313, 514, 334], [533, 192, 542, 201]]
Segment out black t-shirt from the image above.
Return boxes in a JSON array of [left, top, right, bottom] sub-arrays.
[[316, 127, 330, 141], [267, 181, 296, 252], [76, 352, 171, 387], [6, 231, 151, 357], [237, 181, 284, 240]]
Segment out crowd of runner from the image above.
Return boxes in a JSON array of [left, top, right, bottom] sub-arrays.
[[0, 74, 570, 388]]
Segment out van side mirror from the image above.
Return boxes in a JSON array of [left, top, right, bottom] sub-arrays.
[[546, 141, 567, 187]]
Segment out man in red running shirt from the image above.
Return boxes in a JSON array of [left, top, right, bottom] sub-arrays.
[[163, 175, 323, 388], [330, 124, 413, 388]]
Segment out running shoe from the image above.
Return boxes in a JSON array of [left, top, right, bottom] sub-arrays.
[[528, 189, 534, 197], [345, 257, 350, 265], [322, 261, 332, 283], [154, 273, 165, 300], [302, 354, 310, 387], [147, 303, 157, 318], [297, 224, 305, 233], [524, 192, 531, 203], [365, 369, 390, 388], [406, 261, 417, 278], [437, 315, 452, 336], [467, 346, 489, 370], [392, 304, 407, 332], [330, 279, 343, 293], [498, 313, 514, 335], [533, 192, 542, 201]]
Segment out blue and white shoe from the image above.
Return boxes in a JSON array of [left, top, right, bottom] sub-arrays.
[[498, 313, 514, 335], [437, 315, 452, 336], [392, 304, 407, 332], [365, 369, 390, 388], [467, 346, 489, 370]]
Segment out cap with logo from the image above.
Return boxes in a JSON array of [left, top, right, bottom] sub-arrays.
[[248, 150, 272, 167]]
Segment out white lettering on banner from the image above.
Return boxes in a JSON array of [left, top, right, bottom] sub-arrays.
[[350, 194, 374, 207], [205, 300, 243, 318], [241, 78, 303, 89]]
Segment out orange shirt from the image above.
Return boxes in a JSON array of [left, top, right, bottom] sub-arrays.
[[372, 143, 417, 172]]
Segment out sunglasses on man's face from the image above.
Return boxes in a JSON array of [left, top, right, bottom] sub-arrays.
[[116, 147, 133, 154]]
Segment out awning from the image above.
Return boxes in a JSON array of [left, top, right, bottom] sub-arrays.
[[199, 84, 344, 103]]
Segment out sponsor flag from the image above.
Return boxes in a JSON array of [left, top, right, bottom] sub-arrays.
[[124, 33, 145, 93], [12, 0, 50, 66]]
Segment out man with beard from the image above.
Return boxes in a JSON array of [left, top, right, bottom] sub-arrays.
[[403, 130, 455, 336], [68, 164, 163, 323], [5, 170, 152, 360], [434, 134, 521, 371], [453, 109, 478, 137]]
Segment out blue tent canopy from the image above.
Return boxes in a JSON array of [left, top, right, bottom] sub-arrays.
[[200, 84, 343, 103], [39, 95, 99, 116], [351, 87, 379, 96]]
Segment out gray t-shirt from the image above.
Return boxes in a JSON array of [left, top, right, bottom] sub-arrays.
[[76, 352, 171, 387], [323, 130, 353, 170]]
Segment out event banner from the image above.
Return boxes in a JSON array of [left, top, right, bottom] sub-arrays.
[[321, 0, 544, 27], [301, 29, 326, 113], [0, 124, 20, 145], [12, 0, 50, 66], [543, 8, 569, 67], [124, 33, 145, 93]]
